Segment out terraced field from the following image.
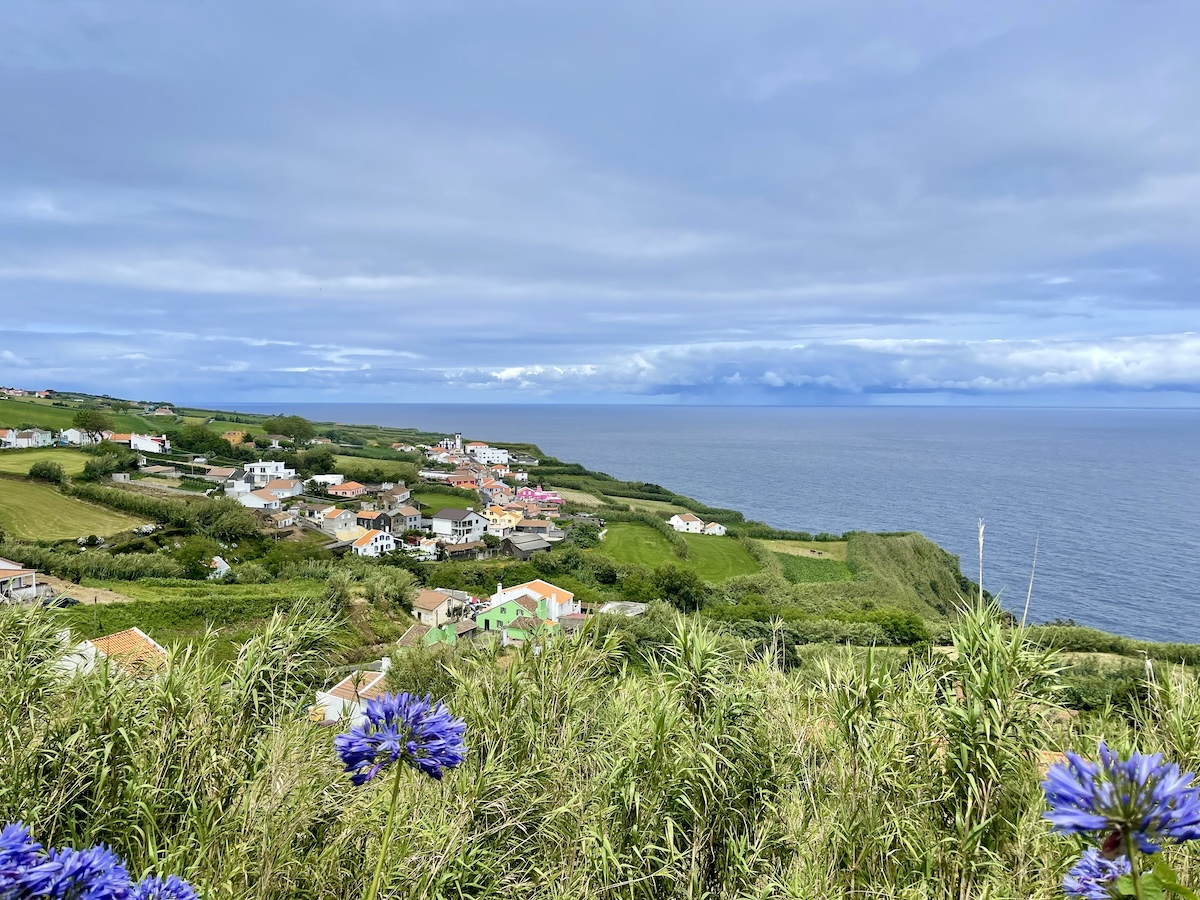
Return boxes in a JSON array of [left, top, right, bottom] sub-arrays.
[[0, 449, 90, 476], [0, 479, 140, 541]]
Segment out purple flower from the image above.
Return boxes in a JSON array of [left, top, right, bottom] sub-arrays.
[[1, 823, 56, 895], [1043, 742, 1200, 853], [1063, 848, 1130, 899], [335, 692, 467, 784], [130, 875, 198, 900], [36, 845, 131, 900]]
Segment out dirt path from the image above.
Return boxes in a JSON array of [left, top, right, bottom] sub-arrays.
[[40, 574, 135, 605]]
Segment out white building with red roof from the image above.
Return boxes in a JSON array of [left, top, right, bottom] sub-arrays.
[[351, 529, 394, 557]]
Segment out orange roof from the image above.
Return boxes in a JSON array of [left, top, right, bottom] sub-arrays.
[[89, 627, 167, 674], [353, 529, 383, 548], [264, 479, 298, 490], [396, 505, 420, 516], [321, 507, 349, 519], [249, 489, 278, 501], [506, 579, 575, 603], [330, 481, 366, 492], [413, 589, 453, 611], [357, 510, 384, 519], [325, 670, 387, 702], [466, 442, 487, 447], [674, 513, 702, 523], [0, 568, 36, 580], [108, 433, 132, 442]]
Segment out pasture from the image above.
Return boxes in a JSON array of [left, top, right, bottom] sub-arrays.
[[597, 522, 760, 582], [773, 551, 854, 584], [555, 487, 604, 507], [0, 478, 140, 541], [0, 397, 160, 433], [761, 537, 849, 561], [0, 448, 90, 476]]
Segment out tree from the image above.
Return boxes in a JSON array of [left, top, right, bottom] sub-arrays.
[[262, 415, 315, 444], [72, 409, 113, 441], [652, 564, 709, 612], [168, 424, 232, 457], [481, 532, 500, 549], [28, 461, 65, 484]]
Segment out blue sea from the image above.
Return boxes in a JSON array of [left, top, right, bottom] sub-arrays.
[[233, 404, 1199, 643]]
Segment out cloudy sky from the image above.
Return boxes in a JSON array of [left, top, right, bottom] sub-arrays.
[[2, 1, 1199, 405]]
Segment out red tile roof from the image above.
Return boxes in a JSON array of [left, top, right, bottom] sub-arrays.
[[90, 627, 167, 674]]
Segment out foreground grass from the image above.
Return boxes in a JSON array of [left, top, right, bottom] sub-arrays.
[[0, 448, 90, 476], [0, 479, 140, 541], [598, 522, 761, 581], [6, 601, 1192, 900]]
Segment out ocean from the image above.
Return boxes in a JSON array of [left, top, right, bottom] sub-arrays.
[[233, 404, 1199, 643]]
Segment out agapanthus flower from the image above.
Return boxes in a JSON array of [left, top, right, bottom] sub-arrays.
[[34, 845, 131, 900], [1043, 742, 1200, 853], [1062, 848, 1131, 900], [1, 823, 55, 894], [335, 692, 467, 784], [130, 875, 199, 900]]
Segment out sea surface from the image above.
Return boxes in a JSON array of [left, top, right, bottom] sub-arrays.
[[234, 404, 1199, 643]]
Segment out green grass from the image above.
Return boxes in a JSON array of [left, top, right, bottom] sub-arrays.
[[56, 578, 328, 661], [0, 448, 90, 476], [605, 496, 692, 515], [762, 538, 849, 562], [0, 479, 141, 541], [410, 491, 477, 515], [774, 552, 854, 584], [556, 488, 604, 507], [0, 397, 161, 433], [334, 455, 418, 482], [597, 523, 760, 582]]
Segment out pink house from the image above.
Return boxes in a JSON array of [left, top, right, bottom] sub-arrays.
[[328, 481, 367, 498], [515, 485, 564, 505]]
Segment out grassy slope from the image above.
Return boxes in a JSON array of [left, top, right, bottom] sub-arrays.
[[0, 397, 162, 433], [0, 479, 141, 541], [605, 496, 692, 515], [410, 492, 476, 515], [0, 448, 90, 476], [556, 488, 604, 507], [334, 455, 417, 482], [598, 522, 760, 581], [774, 552, 854, 584]]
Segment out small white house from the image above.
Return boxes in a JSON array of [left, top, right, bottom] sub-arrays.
[[668, 513, 704, 534], [0, 558, 38, 602], [411, 589, 460, 626], [245, 460, 297, 486], [237, 489, 282, 510], [208, 556, 231, 579], [130, 434, 171, 453], [60, 428, 100, 446], [263, 478, 303, 499], [431, 509, 487, 544], [320, 508, 357, 534], [309, 473, 345, 487], [312, 664, 390, 726], [702, 522, 727, 536], [2, 429, 53, 449], [464, 442, 510, 465], [351, 529, 395, 557]]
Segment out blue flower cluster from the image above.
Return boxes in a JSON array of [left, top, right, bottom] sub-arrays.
[[1062, 848, 1131, 900], [335, 692, 468, 785], [1042, 741, 1200, 853], [0, 823, 198, 900]]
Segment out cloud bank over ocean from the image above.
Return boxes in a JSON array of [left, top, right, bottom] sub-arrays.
[[1, 1, 1198, 404]]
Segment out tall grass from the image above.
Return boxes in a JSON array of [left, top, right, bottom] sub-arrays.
[[4, 599, 1200, 899]]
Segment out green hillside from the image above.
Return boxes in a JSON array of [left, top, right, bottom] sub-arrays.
[[0, 397, 163, 433], [0, 448, 90, 476], [0, 479, 140, 541], [596, 522, 761, 581]]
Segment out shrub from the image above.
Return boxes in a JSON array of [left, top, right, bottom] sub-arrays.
[[27, 461, 65, 483]]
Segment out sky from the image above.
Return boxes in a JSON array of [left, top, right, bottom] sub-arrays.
[[1, 1, 1199, 406]]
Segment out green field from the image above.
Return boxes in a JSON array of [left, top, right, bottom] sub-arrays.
[[761, 538, 849, 562], [556, 488, 604, 507], [410, 491, 477, 515], [0, 397, 161, 433], [773, 552, 854, 584], [597, 522, 760, 582], [334, 455, 418, 482], [0, 448, 90, 476], [605, 496, 692, 515], [0, 479, 141, 541]]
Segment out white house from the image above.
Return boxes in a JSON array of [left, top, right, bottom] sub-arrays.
[[702, 522, 727, 536], [490, 579, 581, 621], [351, 529, 395, 557], [59, 428, 100, 446], [668, 513, 704, 534], [464, 442, 510, 465], [411, 589, 464, 626], [56, 627, 169, 677], [244, 460, 297, 486], [1, 429, 53, 449], [237, 489, 282, 510], [208, 556, 231, 579], [130, 434, 171, 453], [263, 478, 303, 499], [406, 537, 439, 561], [312, 664, 389, 726], [320, 507, 357, 534], [431, 509, 487, 544], [308, 473, 345, 487], [0, 558, 37, 602]]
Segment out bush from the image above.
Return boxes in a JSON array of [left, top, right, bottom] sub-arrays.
[[27, 461, 65, 484]]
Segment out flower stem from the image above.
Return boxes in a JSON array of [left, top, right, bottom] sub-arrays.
[[365, 766, 404, 900], [1124, 832, 1145, 900]]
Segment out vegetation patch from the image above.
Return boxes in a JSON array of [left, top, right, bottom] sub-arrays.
[[555, 488, 604, 507], [762, 538, 849, 561], [410, 491, 475, 515], [0, 479, 141, 541], [773, 552, 854, 584]]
